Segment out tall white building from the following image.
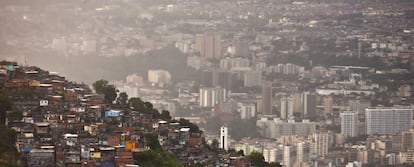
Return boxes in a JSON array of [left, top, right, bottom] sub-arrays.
[[311, 132, 331, 157], [199, 87, 227, 107], [263, 148, 278, 163], [220, 125, 228, 150], [340, 111, 359, 137], [280, 97, 293, 120], [283, 145, 291, 167], [297, 142, 305, 163], [366, 107, 413, 135]]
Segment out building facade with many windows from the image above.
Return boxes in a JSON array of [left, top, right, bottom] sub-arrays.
[[366, 107, 413, 135], [340, 111, 359, 137]]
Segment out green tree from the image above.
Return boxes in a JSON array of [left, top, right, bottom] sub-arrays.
[[116, 92, 128, 109], [151, 109, 161, 119], [159, 110, 172, 121], [133, 134, 183, 167], [105, 86, 117, 105], [144, 133, 161, 150], [0, 128, 16, 153], [92, 79, 118, 105], [176, 118, 201, 134], [0, 91, 12, 127], [133, 149, 183, 167], [248, 151, 267, 167], [237, 150, 245, 156], [211, 139, 219, 152], [0, 128, 20, 166], [128, 98, 165, 119], [248, 151, 282, 167], [144, 102, 154, 110], [128, 97, 146, 111], [93, 79, 109, 94]]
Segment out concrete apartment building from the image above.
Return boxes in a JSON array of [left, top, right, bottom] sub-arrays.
[[366, 106, 413, 135]]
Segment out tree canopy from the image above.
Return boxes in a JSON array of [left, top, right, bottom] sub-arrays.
[[160, 110, 172, 121], [248, 151, 282, 167], [248, 151, 268, 167], [92, 79, 118, 105], [133, 134, 183, 167], [133, 149, 183, 167], [0, 128, 20, 166], [115, 92, 128, 109], [128, 97, 147, 111], [176, 118, 201, 134]]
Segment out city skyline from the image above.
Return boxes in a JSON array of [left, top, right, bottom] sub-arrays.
[[1, 0, 414, 167]]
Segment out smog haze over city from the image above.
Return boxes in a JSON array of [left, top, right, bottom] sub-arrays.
[[1, 0, 414, 167]]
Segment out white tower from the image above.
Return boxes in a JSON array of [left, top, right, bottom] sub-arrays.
[[311, 132, 330, 157], [297, 142, 305, 163], [340, 111, 359, 137], [283, 145, 291, 167], [220, 125, 228, 150]]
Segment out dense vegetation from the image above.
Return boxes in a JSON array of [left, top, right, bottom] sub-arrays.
[[0, 91, 12, 126], [0, 128, 18, 156], [133, 134, 183, 167], [93, 79, 118, 105], [0, 91, 20, 166]]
